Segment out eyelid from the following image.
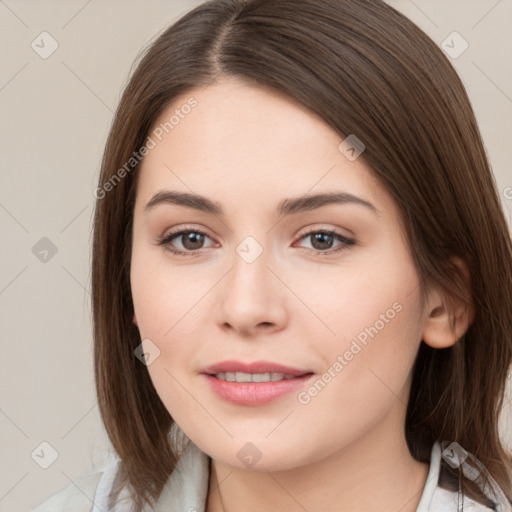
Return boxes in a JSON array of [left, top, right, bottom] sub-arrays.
[[159, 224, 215, 240], [295, 223, 352, 239]]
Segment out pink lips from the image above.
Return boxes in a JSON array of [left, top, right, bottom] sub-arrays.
[[200, 360, 314, 406]]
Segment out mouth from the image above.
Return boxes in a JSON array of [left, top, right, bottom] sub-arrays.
[[200, 360, 314, 405]]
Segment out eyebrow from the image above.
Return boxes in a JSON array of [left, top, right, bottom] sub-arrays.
[[144, 190, 379, 217]]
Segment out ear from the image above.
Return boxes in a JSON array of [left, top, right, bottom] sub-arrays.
[[421, 257, 475, 349], [132, 313, 138, 327]]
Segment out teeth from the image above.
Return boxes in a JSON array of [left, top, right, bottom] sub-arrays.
[[214, 372, 298, 382]]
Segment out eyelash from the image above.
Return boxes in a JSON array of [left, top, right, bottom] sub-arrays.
[[156, 226, 355, 258]]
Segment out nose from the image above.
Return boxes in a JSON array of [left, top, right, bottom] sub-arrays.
[[215, 240, 288, 337]]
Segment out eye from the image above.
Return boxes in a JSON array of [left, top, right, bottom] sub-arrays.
[[294, 229, 355, 255], [156, 226, 355, 257], [156, 228, 215, 257]]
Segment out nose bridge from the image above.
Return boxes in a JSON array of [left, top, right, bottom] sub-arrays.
[[229, 234, 271, 296], [216, 233, 286, 332]]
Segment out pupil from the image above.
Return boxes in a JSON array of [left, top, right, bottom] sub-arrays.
[[312, 233, 333, 250], [184, 232, 204, 250]]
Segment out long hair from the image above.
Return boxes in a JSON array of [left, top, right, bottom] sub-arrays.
[[91, 0, 512, 509]]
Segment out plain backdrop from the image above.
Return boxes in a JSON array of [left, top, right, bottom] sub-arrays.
[[1, 1, 511, 511]]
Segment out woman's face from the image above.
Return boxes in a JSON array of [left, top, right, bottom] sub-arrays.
[[130, 78, 429, 471]]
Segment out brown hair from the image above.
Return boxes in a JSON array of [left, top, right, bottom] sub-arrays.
[[91, 0, 512, 509]]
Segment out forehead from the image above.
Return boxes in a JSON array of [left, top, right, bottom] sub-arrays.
[[135, 78, 392, 220], [146, 77, 340, 164]]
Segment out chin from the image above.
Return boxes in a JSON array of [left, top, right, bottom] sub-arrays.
[[201, 436, 320, 473]]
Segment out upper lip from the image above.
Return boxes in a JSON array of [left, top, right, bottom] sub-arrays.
[[201, 360, 313, 376]]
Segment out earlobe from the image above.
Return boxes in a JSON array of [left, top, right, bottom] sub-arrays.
[[421, 257, 474, 349]]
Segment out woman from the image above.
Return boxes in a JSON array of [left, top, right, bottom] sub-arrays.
[[32, 0, 512, 510]]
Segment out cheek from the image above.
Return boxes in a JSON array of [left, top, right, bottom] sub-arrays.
[[289, 300, 423, 465], [130, 250, 209, 405], [130, 245, 208, 340], [296, 252, 420, 351], [302, 253, 424, 412], [306, 281, 423, 426]]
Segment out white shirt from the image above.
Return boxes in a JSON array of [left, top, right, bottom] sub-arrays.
[[30, 437, 511, 512]]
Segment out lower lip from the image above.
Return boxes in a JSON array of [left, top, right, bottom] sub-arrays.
[[202, 373, 314, 406]]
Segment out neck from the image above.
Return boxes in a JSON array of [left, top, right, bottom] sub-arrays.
[[205, 414, 429, 512]]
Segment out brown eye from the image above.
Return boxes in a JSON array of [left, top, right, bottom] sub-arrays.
[[296, 230, 355, 255], [309, 232, 335, 250], [157, 229, 214, 257], [176, 231, 206, 250]]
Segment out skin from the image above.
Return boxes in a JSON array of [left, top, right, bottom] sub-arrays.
[[130, 77, 472, 512]]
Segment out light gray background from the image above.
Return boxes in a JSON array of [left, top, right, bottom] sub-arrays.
[[1, 1, 511, 511]]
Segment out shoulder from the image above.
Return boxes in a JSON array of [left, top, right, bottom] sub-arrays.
[[421, 441, 512, 512], [29, 459, 118, 512], [29, 437, 210, 512]]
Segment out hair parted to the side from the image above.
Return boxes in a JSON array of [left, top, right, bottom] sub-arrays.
[[91, 0, 512, 510]]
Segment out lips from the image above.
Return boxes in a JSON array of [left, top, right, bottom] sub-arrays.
[[200, 360, 315, 405], [201, 360, 312, 377]]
